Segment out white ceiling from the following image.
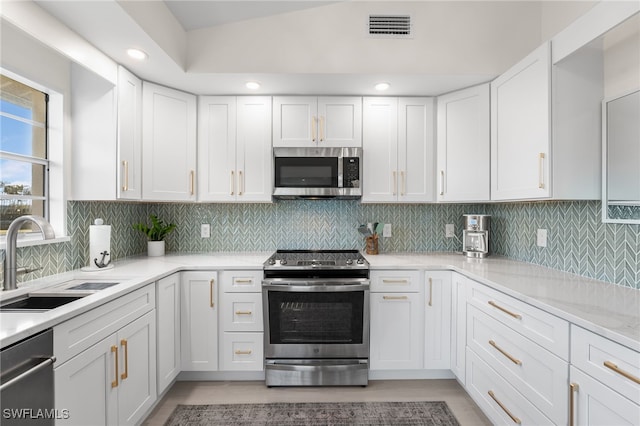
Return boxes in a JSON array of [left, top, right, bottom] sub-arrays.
[[164, 1, 341, 30]]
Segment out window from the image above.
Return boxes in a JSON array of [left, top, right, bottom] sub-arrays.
[[0, 74, 49, 235]]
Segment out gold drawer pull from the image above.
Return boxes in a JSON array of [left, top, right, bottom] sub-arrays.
[[489, 340, 522, 366], [383, 295, 408, 300], [569, 383, 579, 426], [428, 277, 433, 306], [120, 339, 129, 380], [488, 301, 522, 319], [111, 345, 119, 388], [210, 278, 215, 308], [235, 350, 252, 355], [235, 310, 253, 315], [235, 279, 253, 284], [604, 361, 640, 385], [488, 390, 521, 424], [382, 279, 408, 284], [189, 170, 195, 195], [122, 160, 129, 191], [230, 170, 235, 195], [538, 152, 545, 189]]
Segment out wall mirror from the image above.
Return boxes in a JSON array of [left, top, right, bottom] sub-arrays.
[[601, 14, 640, 224], [603, 89, 640, 223]]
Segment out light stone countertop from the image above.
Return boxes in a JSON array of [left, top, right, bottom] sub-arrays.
[[1, 251, 638, 353]]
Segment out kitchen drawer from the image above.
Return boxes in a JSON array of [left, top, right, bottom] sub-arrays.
[[221, 332, 264, 371], [468, 280, 569, 360], [571, 325, 640, 403], [370, 270, 421, 293], [54, 284, 155, 365], [221, 292, 263, 332], [466, 348, 553, 426], [467, 305, 568, 425], [220, 270, 263, 293]]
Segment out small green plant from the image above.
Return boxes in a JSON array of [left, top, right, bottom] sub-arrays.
[[132, 214, 176, 241]]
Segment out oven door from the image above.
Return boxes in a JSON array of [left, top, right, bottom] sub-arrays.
[[262, 279, 369, 359]]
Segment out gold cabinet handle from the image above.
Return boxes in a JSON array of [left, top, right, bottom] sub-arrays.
[[111, 345, 119, 388], [489, 340, 522, 366], [235, 350, 252, 355], [189, 170, 195, 195], [400, 171, 406, 196], [235, 310, 253, 315], [488, 301, 522, 320], [210, 278, 215, 308], [392, 171, 397, 196], [428, 278, 433, 306], [234, 278, 253, 284], [230, 170, 235, 195], [488, 390, 521, 424], [604, 360, 640, 384], [122, 160, 129, 191], [538, 153, 545, 189], [569, 382, 579, 426], [383, 295, 408, 300], [238, 170, 243, 196], [120, 339, 129, 380], [440, 170, 445, 196], [319, 116, 325, 142], [312, 116, 317, 142], [382, 279, 408, 284]]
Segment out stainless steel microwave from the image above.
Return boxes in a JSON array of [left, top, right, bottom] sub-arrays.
[[273, 147, 362, 199]]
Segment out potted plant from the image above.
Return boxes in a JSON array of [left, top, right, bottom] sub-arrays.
[[132, 214, 176, 257]]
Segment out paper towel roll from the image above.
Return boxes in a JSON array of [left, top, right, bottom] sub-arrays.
[[89, 219, 111, 270]]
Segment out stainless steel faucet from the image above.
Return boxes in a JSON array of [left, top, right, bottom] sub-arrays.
[[3, 215, 56, 291]]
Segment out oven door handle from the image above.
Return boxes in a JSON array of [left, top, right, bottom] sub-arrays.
[[262, 281, 369, 292], [267, 362, 368, 372]]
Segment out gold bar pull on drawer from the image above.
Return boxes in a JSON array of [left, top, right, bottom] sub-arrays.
[[489, 340, 522, 366], [382, 279, 408, 284], [488, 301, 522, 319], [488, 390, 521, 424], [235, 279, 253, 284], [604, 361, 640, 385], [383, 295, 408, 300], [569, 383, 579, 426], [235, 350, 252, 355], [235, 311, 253, 315]]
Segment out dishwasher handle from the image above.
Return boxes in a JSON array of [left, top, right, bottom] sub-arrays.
[[0, 356, 56, 391]]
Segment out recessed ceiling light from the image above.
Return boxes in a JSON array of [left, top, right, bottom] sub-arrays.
[[375, 82, 390, 91], [246, 81, 261, 90], [127, 48, 148, 61]]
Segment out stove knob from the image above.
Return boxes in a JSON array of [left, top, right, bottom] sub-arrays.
[[268, 258, 276, 265], [280, 259, 287, 265], [356, 258, 365, 265], [345, 259, 353, 265]]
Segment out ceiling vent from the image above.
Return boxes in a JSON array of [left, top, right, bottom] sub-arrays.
[[368, 15, 412, 38]]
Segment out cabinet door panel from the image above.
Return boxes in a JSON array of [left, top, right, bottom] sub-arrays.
[[117, 66, 142, 200], [399, 98, 435, 202], [156, 274, 181, 394], [181, 271, 218, 371], [273, 96, 317, 146], [318, 96, 362, 147], [117, 311, 157, 426], [491, 43, 551, 200], [237, 97, 272, 202], [362, 97, 398, 202], [424, 272, 451, 369]]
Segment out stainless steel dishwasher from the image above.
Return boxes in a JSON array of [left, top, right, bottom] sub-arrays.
[[1, 329, 56, 425]]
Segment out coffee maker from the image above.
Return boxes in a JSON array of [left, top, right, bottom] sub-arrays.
[[463, 214, 490, 258]]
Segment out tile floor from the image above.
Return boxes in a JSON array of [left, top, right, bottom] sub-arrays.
[[143, 379, 491, 425]]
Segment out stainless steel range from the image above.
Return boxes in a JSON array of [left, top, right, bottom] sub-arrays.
[[262, 250, 370, 386]]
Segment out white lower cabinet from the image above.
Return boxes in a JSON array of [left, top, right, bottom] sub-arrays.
[[156, 273, 181, 394], [450, 272, 468, 384], [423, 272, 451, 370], [219, 270, 264, 371], [181, 271, 219, 371], [55, 311, 156, 426], [370, 270, 424, 370]]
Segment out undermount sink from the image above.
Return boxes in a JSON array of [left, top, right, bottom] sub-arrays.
[[0, 295, 86, 312]]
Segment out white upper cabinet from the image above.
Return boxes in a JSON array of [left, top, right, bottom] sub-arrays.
[[491, 43, 551, 201], [117, 66, 142, 200], [198, 96, 272, 202], [273, 96, 362, 147], [363, 97, 435, 203], [437, 84, 490, 202], [142, 82, 197, 201]]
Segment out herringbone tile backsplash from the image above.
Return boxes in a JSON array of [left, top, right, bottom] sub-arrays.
[[1, 200, 638, 288]]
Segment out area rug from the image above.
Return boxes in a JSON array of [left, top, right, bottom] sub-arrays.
[[163, 401, 460, 425]]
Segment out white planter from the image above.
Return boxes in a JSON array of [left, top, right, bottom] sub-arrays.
[[147, 240, 165, 257]]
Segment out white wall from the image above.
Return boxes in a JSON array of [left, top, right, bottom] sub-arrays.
[[604, 14, 640, 98]]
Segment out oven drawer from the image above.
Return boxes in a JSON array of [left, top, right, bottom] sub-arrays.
[[221, 293, 263, 332], [220, 270, 262, 293], [220, 332, 264, 371], [370, 270, 421, 292]]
